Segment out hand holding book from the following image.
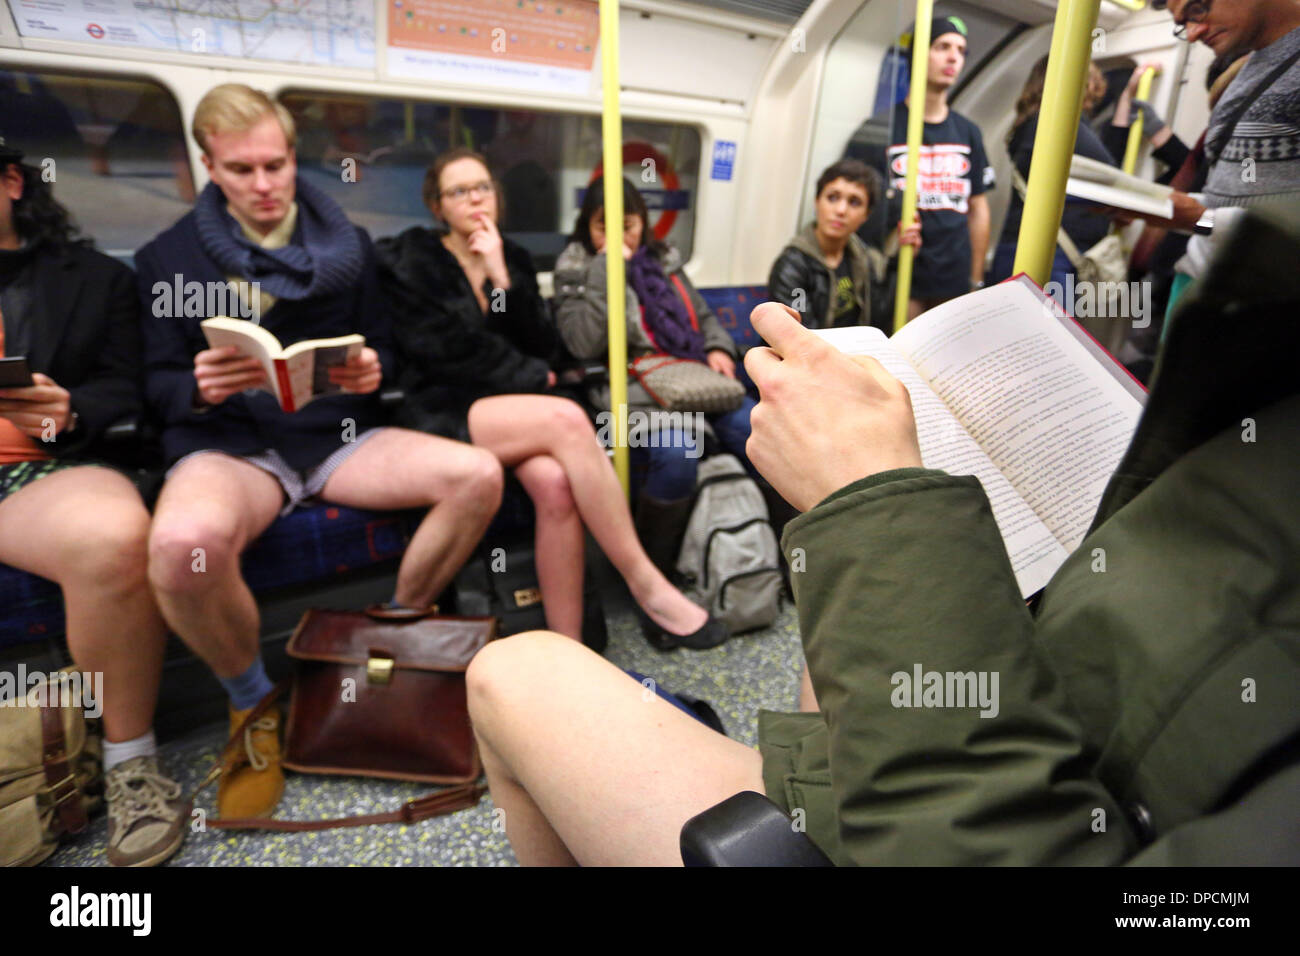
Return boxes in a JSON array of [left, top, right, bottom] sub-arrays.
[[199, 318, 366, 413], [193, 346, 269, 408], [743, 303, 923, 512], [328, 347, 382, 395]]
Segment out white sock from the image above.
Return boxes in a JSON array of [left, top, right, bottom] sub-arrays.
[[103, 730, 157, 772]]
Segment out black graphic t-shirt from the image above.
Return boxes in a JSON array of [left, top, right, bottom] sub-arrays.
[[884, 106, 994, 299], [830, 255, 860, 327]]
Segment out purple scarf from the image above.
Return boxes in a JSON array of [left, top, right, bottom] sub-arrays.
[[626, 247, 707, 362]]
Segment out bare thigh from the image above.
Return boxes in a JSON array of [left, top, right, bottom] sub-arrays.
[[150, 454, 283, 554], [320, 427, 496, 508], [469, 632, 765, 866], [0, 466, 146, 579], [467, 394, 594, 468]]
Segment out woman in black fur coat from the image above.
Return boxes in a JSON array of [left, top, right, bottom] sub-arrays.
[[376, 149, 724, 650]]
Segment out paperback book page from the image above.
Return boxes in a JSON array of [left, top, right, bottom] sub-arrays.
[[200, 319, 283, 404], [893, 280, 1143, 551], [814, 326, 1068, 598], [283, 342, 361, 411]]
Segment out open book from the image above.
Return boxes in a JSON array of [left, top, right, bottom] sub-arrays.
[[1066, 155, 1174, 219], [814, 276, 1146, 598], [200, 317, 365, 413]]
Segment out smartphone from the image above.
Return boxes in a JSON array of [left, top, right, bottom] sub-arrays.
[[0, 356, 34, 388]]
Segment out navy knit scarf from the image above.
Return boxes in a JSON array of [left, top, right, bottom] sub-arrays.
[[627, 246, 706, 362], [193, 177, 362, 301]]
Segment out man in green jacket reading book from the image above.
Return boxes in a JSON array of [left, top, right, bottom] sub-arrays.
[[464, 201, 1300, 866]]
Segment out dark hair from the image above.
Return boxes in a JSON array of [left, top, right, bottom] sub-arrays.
[[421, 147, 505, 223], [570, 175, 662, 257], [814, 159, 881, 211], [3, 161, 86, 249], [1011, 54, 1105, 136]]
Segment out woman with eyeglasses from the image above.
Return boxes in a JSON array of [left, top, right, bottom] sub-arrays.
[[376, 147, 725, 650]]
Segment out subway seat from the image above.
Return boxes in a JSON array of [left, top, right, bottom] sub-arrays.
[[0, 285, 766, 655]]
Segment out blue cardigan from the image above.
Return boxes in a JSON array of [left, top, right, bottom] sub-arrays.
[[135, 211, 394, 472]]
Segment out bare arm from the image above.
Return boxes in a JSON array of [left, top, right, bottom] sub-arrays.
[[968, 194, 991, 287]]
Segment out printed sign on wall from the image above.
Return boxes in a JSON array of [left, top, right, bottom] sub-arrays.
[[387, 0, 599, 95]]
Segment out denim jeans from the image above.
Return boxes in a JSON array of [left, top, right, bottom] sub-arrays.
[[988, 241, 1075, 307], [631, 396, 756, 501]]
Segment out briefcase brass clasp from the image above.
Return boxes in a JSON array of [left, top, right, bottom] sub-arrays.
[[367, 655, 395, 684], [513, 587, 542, 608]]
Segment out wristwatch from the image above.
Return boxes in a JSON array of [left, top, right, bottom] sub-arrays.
[[1194, 208, 1216, 236]]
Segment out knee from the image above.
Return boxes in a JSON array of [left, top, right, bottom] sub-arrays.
[[457, 448, 505, 513], [522, 458, 575, 520], [467, 631, 573, 727], [60, 505, 151, 592], [147, 515, 241, 595], [551, 398, 596, 448]]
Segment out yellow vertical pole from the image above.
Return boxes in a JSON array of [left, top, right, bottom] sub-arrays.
[[1012, 0, 1102, 284], [1122, 66, 1158, 173], [892, 0, 933, 333], [599, 0, 630, 494]]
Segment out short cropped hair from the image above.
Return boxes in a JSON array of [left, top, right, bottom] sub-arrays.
[[192, 84, 296, 155], [815, 159, 882, 211]]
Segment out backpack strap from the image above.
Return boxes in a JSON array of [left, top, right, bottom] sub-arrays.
[[40, 700, 88, 836]]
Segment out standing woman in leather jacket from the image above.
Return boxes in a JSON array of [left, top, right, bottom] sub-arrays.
[[377, 149, 724, 650], [767, 159, 896, 331]]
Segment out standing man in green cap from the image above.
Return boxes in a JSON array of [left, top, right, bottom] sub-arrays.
[[847, 15, 995, 320]]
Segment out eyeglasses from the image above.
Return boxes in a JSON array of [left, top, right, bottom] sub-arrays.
[[1172, 0, 1212, 40], [440, 180, 494, 202]]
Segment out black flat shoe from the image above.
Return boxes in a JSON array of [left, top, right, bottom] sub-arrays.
[[635, 606, 729, 652]]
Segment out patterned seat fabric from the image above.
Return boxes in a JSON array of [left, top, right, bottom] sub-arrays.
[[698, 285, 769, 396], [1, 483, 536, 652]]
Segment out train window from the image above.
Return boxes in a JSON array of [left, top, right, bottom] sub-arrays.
[[279, 91, 701, 271], [0, 68, 195, 260]]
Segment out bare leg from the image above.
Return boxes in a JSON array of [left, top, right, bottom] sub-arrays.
[[467, 631, 765, 866], [147, 455, 283, 678], [799, 662, 819, 712], [319, 428, 503, 609], [468, 395, 706, 635], [512, 456, 584, 640], [0, 467, 167, 742]]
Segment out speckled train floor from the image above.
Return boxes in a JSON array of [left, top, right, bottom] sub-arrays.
[[48, 600, 804, 867]]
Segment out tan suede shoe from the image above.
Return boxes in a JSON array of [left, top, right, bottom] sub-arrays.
[[105, 755, 186, 867], [217, 700, 284, 819]]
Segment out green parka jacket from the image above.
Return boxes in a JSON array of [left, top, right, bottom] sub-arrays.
[[759, 202, 1300, 865]]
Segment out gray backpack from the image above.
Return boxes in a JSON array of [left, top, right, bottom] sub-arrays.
[[676, 455, 782, 633]]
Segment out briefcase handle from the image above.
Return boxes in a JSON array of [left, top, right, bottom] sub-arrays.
[[363, 603, 440, 622]]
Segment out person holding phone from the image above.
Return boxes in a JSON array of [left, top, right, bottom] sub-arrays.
[[0, 137, 187, 867]]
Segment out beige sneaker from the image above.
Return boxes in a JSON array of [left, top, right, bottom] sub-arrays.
[[105, 755, 186, 867]]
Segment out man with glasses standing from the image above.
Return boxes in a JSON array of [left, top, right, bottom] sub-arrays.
[[1133, 0, 1300, 305], [136, 84, 504, 822]]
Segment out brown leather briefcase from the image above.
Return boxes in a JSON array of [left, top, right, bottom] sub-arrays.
[[282, 606, 497, 784]]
